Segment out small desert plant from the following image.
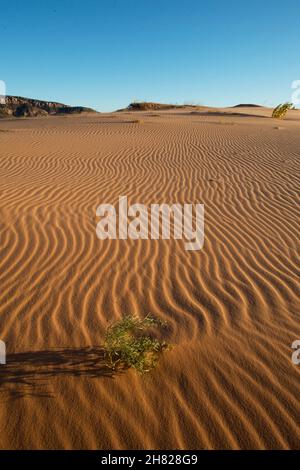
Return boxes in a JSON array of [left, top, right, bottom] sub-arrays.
[[131, 119, 143, 124], [272, 102, 293, 119], [104, 314, 168, 373]]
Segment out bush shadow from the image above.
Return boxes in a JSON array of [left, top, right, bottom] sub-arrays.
[[0, 347, 115, 399]]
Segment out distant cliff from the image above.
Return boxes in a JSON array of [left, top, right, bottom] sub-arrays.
[[0, 96, 96, 117]]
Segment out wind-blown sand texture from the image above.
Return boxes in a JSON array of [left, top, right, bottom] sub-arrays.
[[0, 106, 300, 449]]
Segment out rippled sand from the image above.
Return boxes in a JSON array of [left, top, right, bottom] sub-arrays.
[[0, 107, 300, 449]]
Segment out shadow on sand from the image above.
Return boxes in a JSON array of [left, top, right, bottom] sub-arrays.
[[0, 347, 115, 399]]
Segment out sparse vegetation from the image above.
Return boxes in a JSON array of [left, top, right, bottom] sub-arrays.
[[272, 102, 293, 119], [132, 119, 143, 124], [126, 102, 192, 111], [104, 314, 169, 373]]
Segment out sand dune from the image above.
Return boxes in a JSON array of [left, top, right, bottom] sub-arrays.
[[0, 107, 300, 449]]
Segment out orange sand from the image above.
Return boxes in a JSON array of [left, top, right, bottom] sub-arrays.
[[0, 107, 299, 449]]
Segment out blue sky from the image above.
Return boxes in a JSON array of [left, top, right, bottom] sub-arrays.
[[0, 0, 299, 111]]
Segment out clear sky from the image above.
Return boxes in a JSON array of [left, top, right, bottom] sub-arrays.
[[1, 0, 299, 111]]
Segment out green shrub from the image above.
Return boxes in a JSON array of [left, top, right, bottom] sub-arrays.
[[104, 314, 169, 373], [272, 102, 293, 119]]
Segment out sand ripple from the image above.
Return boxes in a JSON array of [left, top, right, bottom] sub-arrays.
[[0, 110, 300, 449]]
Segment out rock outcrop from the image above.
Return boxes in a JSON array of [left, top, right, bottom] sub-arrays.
[[0, 96, 96, 117]]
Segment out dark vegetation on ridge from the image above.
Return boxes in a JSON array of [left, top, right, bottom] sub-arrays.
[[118, 102, 201, 112], [0, 96, 96, 118], [233, 103, 262, 108]]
